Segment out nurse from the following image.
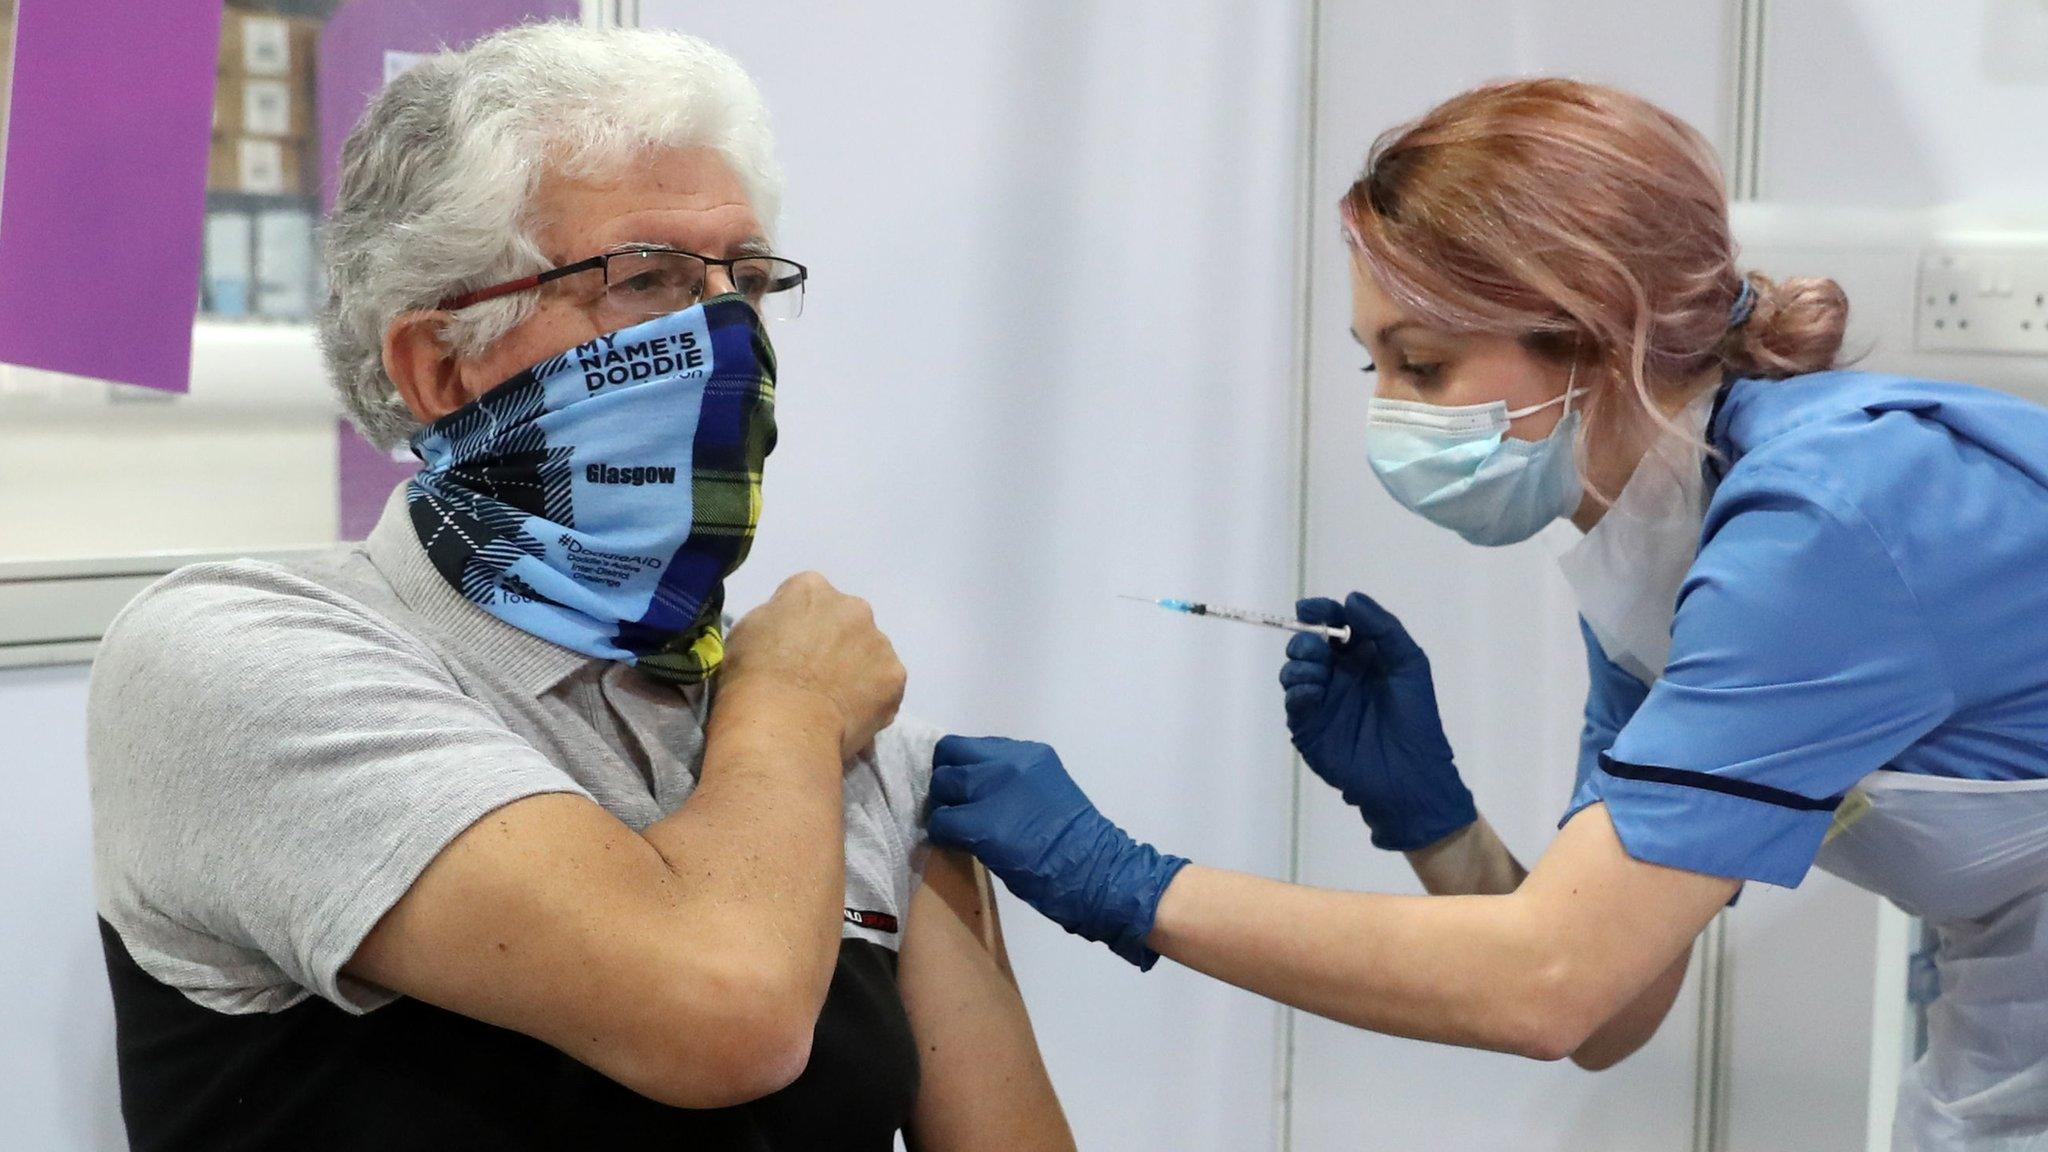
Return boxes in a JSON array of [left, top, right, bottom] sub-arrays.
[[927, 78, 2048, 1150]]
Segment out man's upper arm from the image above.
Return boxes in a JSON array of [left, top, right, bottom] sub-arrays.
[[88, 562, 583, 1012], [344, 789, 731, 1087], [92, 561, 789, 1105], [899, 849, 1072, 1152]]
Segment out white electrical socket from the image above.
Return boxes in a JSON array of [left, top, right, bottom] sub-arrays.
[[1915, 243, 2048, 356]]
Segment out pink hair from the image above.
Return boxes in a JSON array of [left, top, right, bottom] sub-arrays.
[[1341, 79, 1847, 494]]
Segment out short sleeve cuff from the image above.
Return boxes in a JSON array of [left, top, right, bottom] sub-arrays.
[[1557, 755, 1837, 888], [301, 771, 591, 1014]]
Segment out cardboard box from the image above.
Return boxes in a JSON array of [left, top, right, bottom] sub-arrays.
[[208, 136, 308, 197], [218, 10, 319, 80], [213, 75, 312, 139]]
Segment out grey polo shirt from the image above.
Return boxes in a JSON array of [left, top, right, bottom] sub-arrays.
[[87, 484, 938, 1017]]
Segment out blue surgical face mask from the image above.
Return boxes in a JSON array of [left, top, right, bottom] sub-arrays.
[[1363, 384, 1586, 547]]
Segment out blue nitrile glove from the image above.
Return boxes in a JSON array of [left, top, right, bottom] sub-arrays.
[[1280, 592, 1477, 851], [927, 735, 1190, 971]]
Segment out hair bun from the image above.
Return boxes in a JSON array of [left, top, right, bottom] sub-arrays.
[[1726, 272, 1848, 379]]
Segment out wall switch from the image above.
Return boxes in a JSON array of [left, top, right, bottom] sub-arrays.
[[1916, 243, 2048, 356]]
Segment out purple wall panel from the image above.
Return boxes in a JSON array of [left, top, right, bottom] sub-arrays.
[[318, 0, 578, 210], [336, 417, 417, 538], [0, 0, 222, 392]]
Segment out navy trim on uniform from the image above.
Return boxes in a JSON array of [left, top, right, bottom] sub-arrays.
[[1705, 378, 1738, 484], [1599, 753, 1844, 812]]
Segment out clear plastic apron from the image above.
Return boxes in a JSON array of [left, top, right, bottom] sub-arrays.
[[1815, 771, 2048, 1152]]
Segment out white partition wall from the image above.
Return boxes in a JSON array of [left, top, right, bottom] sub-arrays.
[[636, 4, 1310, 1148], [1760, 0, 2048, 208], [0, 663, 124, 1152], [1289, 4, 1735, 1149]]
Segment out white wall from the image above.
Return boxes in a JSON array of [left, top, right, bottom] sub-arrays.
[[0, 663, 124, 1151], [637, 3, 1309, 1149], [1721, 874, 1882, 1152], [1762, 0, 2048, 208], [0, 410, 335, 561], [0, 326, 338, 563]]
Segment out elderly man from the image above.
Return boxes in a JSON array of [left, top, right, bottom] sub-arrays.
[[87, 23, 1071, 1151]]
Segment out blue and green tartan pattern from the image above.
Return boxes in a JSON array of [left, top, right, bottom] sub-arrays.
[[406, 296, 776, 683]]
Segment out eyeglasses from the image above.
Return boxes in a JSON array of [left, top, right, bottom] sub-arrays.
[[438, 246, 808, 321]]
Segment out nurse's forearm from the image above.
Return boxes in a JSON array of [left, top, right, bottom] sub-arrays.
[[1403, 816, 1527, 896], [1144, 866, 1581, 1059], [1143, 809, 1734, 1063]]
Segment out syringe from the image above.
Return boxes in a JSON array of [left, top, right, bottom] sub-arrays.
[[1120, 595, 1352, 644]]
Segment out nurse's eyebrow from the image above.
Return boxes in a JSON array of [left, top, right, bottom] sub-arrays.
[[1376, 321, 1422, 344]]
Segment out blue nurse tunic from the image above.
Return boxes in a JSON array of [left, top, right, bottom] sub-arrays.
[[1561, 371, 2048, 887]]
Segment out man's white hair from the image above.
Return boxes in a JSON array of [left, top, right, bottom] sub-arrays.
[[319, 22, 783, 449]]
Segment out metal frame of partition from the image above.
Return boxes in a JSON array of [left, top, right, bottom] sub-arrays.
[[1278, 0, 1325, 1146], [580, 0, 637, 29], [1689, 10, 1772, 1149]]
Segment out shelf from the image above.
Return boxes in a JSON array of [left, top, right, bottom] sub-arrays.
[[204, 189, 321, 214], [0, 319, 335, 416]]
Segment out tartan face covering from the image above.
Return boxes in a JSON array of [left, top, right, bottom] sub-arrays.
[[406, 295, 776, 683]]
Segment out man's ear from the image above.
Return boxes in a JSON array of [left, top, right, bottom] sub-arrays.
[[383, 312, 469, 424]]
